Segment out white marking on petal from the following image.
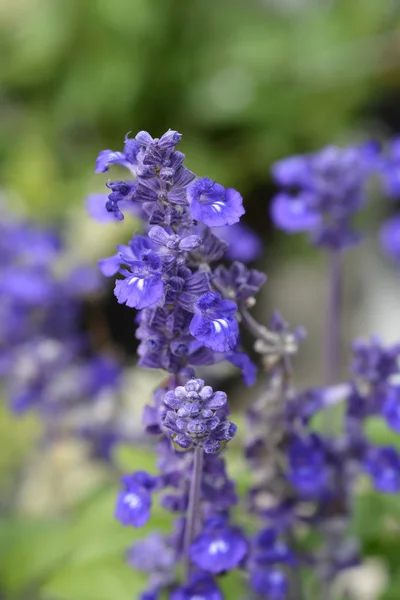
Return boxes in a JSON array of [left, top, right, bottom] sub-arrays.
[[123, 493, 141, 508], [212, 318, 229, 333], [211, 201, 225, 213], [128, 276, 145, 291], [209, 539, 229, 555]]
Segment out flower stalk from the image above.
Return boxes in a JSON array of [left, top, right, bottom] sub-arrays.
[[183, 445, 204, 582]]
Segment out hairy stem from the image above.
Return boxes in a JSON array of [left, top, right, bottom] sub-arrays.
[[183, 445, 204, 583]]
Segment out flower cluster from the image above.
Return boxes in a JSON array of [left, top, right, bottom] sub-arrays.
[[0, 208, 125, 460], [162, 378, 237, 453], [88, 129, 400, 600], [271, 143, 377, 250], [97, 130, 264, 382], [93, 129, 269, 598]]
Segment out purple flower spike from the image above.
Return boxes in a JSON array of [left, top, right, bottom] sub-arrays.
[[188, 178, 244, 228], [190, 292, 239, 352], [115, 471, 157, 527], [364, 447, 400, 493], [170, 573, 223, 600], [190, 517, 248, 574]]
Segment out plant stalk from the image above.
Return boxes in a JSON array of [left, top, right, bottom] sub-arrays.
[[324, 250, 342, 388], [183, 445, 204, 583]]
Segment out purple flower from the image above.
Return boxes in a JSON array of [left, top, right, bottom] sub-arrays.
[[105, 180, 137, 221], [379, 138, 400, 197], [226, 351, 257, 386], [190, 517, 248, 574], [287, 435, 328, 497], [188, 178, 244, 227], [252, 528, 293, 566], [380, 215, 400, 265], [114, 269, 164, 309], [364, 447, 400, 493], [127, 533, 176, 591], [189, 292, 239, 352], [95, 134, 140, 173], [213, 262, 267, 303], [115, 471, 157, 527], [213, 222, 262, 263], [351, 338, 400, 384], [148, 225, 202, 253], [250, 569, 287, 599], [383, 386, 400, 433], [271, 144, 377, 249], [271, 192, 321, 233], [170, 573, 223, 600], [113, 242, 165, 309]]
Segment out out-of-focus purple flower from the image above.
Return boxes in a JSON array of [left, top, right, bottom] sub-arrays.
[[271, 143, 377, 250], [115, 471, 158, 527], [287, 434, 328, 497], [226, 351, 258, 386], [190, 517, 247, 574], [170, 573, 223, 600], [188, 178, 244, 227], [364, 447, 400, 493], [127, 532, 176, 594], [271, 192, 321, 233], [214, 222, 263, 263], [383, 386, 400, 433], [65, 266, 103, 295], [250, 569, 287, 599], [380, 215, 400, 265], [379, 138, 400, 197], [351, 337, 400, 384]]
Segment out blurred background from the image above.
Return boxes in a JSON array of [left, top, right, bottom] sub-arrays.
[[1, 0, 400, 598]]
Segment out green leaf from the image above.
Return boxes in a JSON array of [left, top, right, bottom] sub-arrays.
[[40, 557, 145, 600]]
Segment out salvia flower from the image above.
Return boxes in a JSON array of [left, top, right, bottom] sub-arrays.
[[189, 292, 239, 352], [115, 472, 158, 527], [189, 516, 248, 574], [187, 177, 244, 227]]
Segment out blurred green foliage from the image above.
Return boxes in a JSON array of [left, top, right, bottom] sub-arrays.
[[0, 0, 398, 217]]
